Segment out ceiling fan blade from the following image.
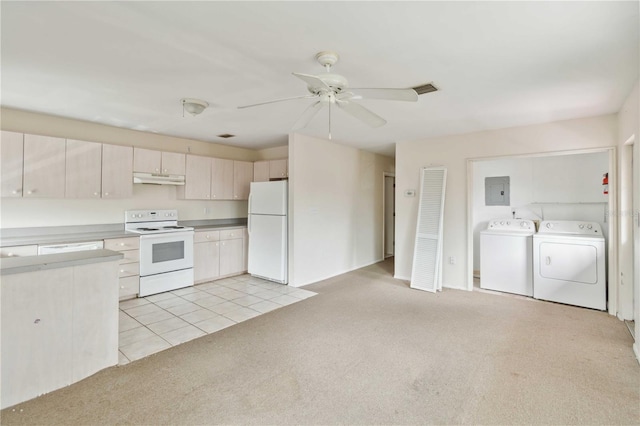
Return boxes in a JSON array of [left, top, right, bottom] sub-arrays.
[[238, 94, 315, 109], [336, 100, 386, 128], [349, 88, 418, 102], [291, 101, 323, 130], [293, 72, 330, 91]]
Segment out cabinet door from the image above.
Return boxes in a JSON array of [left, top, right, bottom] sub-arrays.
[[102, 144, 133, 198], [133, 148, 161, 173], [194, 241, 220, 283], [253, 161, 269, 182], [23, 134, 66, 198], [65, 139, 102, 198], [182, 155, 211, 199], [269, 159, 288, 179], [1, 268, 74, 409], [0, 131, 24, 198], [211, 158, 234, 200], [233, 160, 253, 200], [219, 238, 243, 276], [161, 152, 186, 175]]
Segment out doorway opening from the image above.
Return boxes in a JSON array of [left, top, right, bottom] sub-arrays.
[[383, 173, 395, 259]]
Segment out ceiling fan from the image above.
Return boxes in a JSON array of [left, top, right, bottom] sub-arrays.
[[238, 51, 419, 138]]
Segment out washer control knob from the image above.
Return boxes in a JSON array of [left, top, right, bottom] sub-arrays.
[[579, 224, 584, 229], [546, 222, 553, 229], [520, 221, 528, 228]]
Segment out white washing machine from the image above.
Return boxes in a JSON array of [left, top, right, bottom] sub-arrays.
[[480, 219, 536, 296], [533, 220, 606, 310]]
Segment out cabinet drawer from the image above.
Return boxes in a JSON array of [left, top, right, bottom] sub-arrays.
[[119, 275, 140, 300], [195, 230, 220, 243], [104, 237, 139, 251], [220, 228, 245, 240], [119, 249, 139, 264], [118, 262, 139, 278], [0, 245, 38, 258]]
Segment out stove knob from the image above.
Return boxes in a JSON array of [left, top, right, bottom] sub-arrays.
[[500, 221, 505, 225], [506, 221, 511, 225], [587, 224, 593, 229]]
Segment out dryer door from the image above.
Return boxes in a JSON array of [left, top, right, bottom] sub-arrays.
[[539, 242, 598, 284]]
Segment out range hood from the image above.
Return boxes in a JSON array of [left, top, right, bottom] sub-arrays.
[[133, 172, 185, 186]]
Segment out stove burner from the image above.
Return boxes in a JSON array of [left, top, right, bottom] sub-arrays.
[[137, 227, 160, 231]]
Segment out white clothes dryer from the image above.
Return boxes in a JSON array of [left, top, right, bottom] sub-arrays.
[[533, 220, 606, 310], [480, 219, 536, 296]]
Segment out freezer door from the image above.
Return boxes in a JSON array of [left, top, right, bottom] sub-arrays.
[[248, 214, 287, 283], [249, 181, 287, 215]]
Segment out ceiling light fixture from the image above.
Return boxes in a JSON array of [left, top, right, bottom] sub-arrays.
[[181, 98, 208, 116]]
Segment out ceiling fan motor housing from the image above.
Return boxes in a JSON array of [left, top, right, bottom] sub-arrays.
[[309, 73, 348, 94]]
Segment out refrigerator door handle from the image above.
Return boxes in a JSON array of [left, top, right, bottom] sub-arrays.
[[248, 194, 252, 235]]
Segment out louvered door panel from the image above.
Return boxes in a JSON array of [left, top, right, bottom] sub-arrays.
[[411, 167, 447, 292]]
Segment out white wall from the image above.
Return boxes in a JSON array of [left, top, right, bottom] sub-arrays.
[[395, 114, 617, 290], [616, 80, 639, 346], [0, 108, 254, 228], [472, 152, 609, 270], [288, 133, 394, 287]]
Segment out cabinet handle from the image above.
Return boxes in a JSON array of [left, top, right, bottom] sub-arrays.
[[206, 235, 210, 239], [104, 192, 109, 196], [27, 190, 34, 195], [212, 195, 217, 198], [7, 253, 15, 257], [163, 168, 168, 173], [94, 192, 99, 196], [12, 189, 21, 195], [155, 168, 160, 172], [119, 243, 125, 247]]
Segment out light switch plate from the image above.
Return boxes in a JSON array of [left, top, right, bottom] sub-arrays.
[[404, 189, 416, 197]]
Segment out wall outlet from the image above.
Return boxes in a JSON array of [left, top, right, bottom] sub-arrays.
[[204, 207, 211, 214], [449, 256, 456, 265]]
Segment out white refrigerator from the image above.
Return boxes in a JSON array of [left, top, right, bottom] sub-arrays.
[[248, 180, 288, 284]]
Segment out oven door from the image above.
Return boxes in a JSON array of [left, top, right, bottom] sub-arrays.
[[139, 231, 194, 277]]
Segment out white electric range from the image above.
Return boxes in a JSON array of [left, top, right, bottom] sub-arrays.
[[125, 209, 194, 297]]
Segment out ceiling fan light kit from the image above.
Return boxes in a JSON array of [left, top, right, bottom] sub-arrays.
[[238, 51, 425, 138], [181, 98, 208, 116]]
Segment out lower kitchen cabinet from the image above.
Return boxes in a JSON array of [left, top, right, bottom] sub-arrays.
[[220, 229, 244, 276], [194, 227, 247, 283], [194, 230, 220, 284], [104, 236, 140, 300], [1, 260, 119, 409]]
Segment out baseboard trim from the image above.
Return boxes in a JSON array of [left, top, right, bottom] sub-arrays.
[[291, 258, 385, 287]]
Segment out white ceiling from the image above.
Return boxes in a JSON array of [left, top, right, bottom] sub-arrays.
[[2, 2, 638, 157]]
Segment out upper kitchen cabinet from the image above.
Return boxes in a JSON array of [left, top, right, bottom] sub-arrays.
[[179, 154, 211, 200], [211, 158, 234, 200], [269, 159, 288, 179], [253, 160, 269, 183], [0, 131, 24, 198], [23, 134, 66, 198], [65, 139, 102, 198], [233, 161, 253, 200], [133, 148, 185, 175], [102, 144, 133, 198]]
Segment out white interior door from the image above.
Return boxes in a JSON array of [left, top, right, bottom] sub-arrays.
[[411, 167, 447, 292]]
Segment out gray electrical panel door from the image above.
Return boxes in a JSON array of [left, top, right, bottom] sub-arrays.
[[485, 176, 510, 206]]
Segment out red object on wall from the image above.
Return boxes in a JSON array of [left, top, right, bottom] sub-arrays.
[[602, 173, 608, 195]]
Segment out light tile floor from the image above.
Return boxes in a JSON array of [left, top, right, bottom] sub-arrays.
[[118, 274, 316, 365]]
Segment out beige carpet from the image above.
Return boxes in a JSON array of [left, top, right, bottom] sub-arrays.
[[2, 259, 639, 425]]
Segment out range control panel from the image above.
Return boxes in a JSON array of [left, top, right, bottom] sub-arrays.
[[487, 219, 536, 231], [538, 220, 602, 235]]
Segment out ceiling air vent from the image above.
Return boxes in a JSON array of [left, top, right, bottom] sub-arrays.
[[217, 134, 235, 139], [411, 83, 438, 95]]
